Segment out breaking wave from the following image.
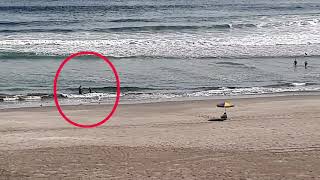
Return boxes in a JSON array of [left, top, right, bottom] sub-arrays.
[[1, 83, 319, 102]]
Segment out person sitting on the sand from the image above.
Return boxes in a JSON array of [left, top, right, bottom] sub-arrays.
[[221, 112, 227, 120]]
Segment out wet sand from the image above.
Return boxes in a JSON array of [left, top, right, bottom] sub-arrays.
[[0, 95, 320, 179]]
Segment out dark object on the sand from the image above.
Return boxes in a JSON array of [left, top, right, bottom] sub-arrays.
[[207, 112, 227, 121], [208, 117, 226, 121], [220, 112, 227, 120], [79, 85, 82, 95]]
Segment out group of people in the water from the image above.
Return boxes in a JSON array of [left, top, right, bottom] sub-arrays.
[[78, 85, 93, 95], [294, 53, 309, 69]]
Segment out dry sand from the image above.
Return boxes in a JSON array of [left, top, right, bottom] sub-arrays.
[[0, 95, 319, 179]]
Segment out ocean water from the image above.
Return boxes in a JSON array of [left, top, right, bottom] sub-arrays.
[[0, 0, 320, 108]]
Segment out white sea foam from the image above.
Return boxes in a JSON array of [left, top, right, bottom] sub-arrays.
[[61, 93, 120, 99], [291, 83, 306, 86], [187, 86, 320, 97], [3, 96, 19, 101], [1, 23, 320, 59], [1, 95, 42, 101], [23, 96, 42, 101]]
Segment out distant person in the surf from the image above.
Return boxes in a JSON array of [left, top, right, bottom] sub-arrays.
[[78, 85, 82, 95], [89, 87, 92, 93], [294, 59, 297, 67], [304, 61, 308, 69]]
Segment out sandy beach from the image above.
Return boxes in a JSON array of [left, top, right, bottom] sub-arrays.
[[0, 95, 319, 179]]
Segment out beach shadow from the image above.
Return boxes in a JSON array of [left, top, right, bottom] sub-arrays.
[[198, 115, 227, 122], [208, 118, 226, 121], [199, 115, 229, 121]]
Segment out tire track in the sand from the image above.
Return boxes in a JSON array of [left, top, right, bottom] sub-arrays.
[[101, 146, 130, 163], [0, 119, 213, 135], [2, 146, 320, 179], [0, 168, 29, 179], [268, 146, 320, 153], [144, 146, 320, 168]]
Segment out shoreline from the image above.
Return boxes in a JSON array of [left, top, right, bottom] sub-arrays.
[[1, 92, 320, 111]]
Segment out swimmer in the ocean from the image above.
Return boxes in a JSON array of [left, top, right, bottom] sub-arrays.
[[304, 61, 308, 69]]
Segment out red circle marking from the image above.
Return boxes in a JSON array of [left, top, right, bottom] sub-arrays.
[[53, 51, 121, 128]]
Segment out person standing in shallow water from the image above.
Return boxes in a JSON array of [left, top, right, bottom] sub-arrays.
[[305, 61, 308, 69], [78, 85, 82, 95], [89, 87, 92, 93], [294, 59, 297, 67]]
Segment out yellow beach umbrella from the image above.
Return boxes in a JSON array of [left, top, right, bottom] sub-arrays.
[[217, 101, 234, 113]]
